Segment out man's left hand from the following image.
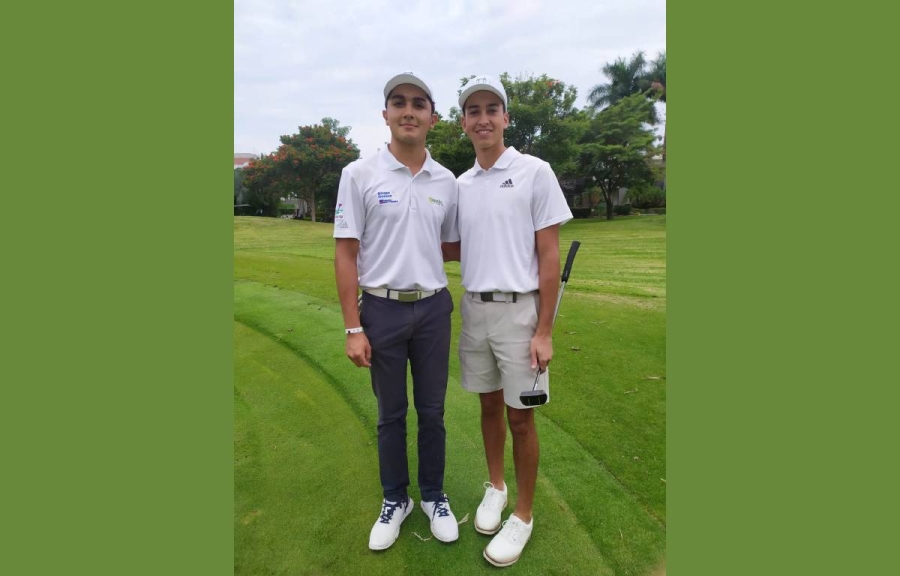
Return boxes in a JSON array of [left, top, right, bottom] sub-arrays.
[[530, 333, 553, 371]]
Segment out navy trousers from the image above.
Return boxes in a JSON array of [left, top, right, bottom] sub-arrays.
[[360, 289, 453, 503]]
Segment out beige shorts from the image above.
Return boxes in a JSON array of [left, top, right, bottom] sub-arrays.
[[459, 291, 549, 409]]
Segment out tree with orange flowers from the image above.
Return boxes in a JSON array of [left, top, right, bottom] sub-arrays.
[[244, 118, 360, 221], [273, 118, 360, 222]]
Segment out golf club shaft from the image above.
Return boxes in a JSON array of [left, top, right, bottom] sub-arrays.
[[551, 241, 580, 328], [533, 241, 581, 389], [551, 282, 566, 329]]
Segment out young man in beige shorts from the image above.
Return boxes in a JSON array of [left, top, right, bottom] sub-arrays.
[[443, 75, 573, 567]]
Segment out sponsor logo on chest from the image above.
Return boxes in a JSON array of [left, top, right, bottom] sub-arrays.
[[377, 191, 398, 205]]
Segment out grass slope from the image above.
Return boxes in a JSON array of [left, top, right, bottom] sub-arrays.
[[234, 215, 666, 575]]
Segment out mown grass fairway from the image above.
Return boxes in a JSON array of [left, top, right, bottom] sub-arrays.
[[235, 215, 666, 575]]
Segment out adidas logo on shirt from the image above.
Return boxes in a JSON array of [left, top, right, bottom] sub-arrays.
[[499, 179, 514, 188]]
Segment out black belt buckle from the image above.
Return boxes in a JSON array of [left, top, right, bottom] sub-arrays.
[[479, 292, 517, 303]]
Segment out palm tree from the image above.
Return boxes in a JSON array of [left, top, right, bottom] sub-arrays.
[[587, 51, 652, 112], [646, 51, 666, 103], [645, 51, 666, 190], [589, 50, 667, 191]]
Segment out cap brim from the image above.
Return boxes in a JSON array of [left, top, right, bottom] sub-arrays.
[[458, 85, 507, 109], [384, 73, 433, 100]]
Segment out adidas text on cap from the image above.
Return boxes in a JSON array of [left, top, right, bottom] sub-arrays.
[[458, 75, 508, 109], [384, 72, 434, 101]]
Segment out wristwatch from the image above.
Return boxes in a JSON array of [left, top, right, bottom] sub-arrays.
[[345, 327, 364, 334]]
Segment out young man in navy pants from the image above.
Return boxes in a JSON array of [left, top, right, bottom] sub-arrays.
[[334, 72, 460, 551]]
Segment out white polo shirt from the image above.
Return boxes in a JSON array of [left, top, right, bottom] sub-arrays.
[[457, 147, 572, 293], [333, 147, 459, 291]]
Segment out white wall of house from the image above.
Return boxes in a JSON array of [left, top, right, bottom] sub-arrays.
[[280, 197, 310, 217]]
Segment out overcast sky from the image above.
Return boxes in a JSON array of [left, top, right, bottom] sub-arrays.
[[235, 0, 665, 159]]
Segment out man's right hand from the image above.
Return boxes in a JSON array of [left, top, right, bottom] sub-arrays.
[[346, 332, 372, 367]]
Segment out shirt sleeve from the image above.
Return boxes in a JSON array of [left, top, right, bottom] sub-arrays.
[[333, 166, 364, 239], [440, 180, 460, 243], [531, 162, 573, 231]]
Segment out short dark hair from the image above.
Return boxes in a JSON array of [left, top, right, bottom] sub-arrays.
[[385, 90, 435, 114]]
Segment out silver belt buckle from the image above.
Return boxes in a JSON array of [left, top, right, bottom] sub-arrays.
[[398, 291, 419, 302]]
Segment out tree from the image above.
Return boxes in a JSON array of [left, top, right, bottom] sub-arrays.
[[626, 181, 666, 209], [426, 110, 473, 177], [271, 118, 360, 222], [578, 93, 659, 220], [499, 72, 587, 176], [646, 51, 666, 104], [589, 51, 667, 188], [646, 51, 667, 189], [241, 154, 285, 216], [588, 52, 653, 112], [438, 73, 589, 179], [313, 170, 341, 222]]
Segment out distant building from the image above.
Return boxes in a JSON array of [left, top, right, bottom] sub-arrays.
[[234, 153, 256, 169], [234, 153, 257, 209], [281, 197, 310, 219]]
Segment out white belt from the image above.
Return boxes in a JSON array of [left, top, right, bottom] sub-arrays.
[[364, 287, 442, 302]]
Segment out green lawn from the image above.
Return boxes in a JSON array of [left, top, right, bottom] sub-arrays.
[[234, 215, 666, 576]]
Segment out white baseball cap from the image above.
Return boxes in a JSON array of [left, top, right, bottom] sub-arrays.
[[383, 72, 434, 101], [458, 75, 508, 108]]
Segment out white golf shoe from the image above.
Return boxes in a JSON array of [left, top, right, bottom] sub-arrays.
[[483, 513, 533, 567], [368, 496, 413, 550], [474, 481, 507, 535], [420, 493, 459, 542]]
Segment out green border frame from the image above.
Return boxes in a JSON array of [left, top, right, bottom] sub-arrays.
[[5, 4, 232, 573]]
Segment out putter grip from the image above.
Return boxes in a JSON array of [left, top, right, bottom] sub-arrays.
[[561, 241, 581, 282]]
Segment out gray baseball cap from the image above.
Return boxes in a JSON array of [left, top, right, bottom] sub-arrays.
[[383, 72, 434, 100], [458, 75, 508, 108]]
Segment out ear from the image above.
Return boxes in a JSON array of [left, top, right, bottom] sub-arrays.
[[429, 112, 438, 129], [502, 111, 510, 129], [382, 109, 388, 125]]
